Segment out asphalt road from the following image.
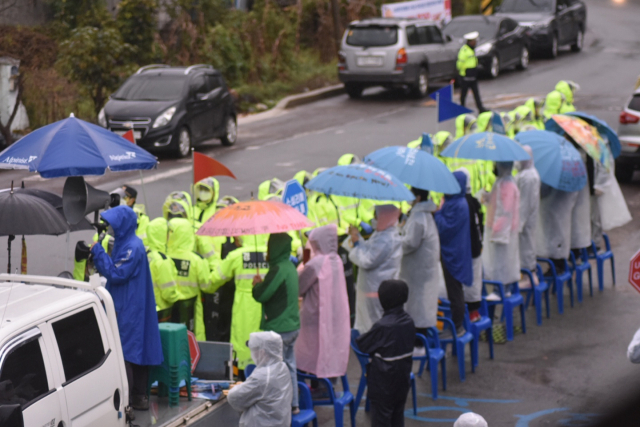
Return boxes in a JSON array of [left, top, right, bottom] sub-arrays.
[[2, 0, 640, 424]]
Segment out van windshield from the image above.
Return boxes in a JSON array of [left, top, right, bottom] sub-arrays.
[[346, 26, 398, 47], [112, 75, 187, 101]]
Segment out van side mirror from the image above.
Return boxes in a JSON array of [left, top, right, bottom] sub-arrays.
[[0, 404, 24, 427]]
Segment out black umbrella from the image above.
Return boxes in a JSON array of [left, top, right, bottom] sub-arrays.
[[16, 188, 94, 232], [0, 186, 69, 273]]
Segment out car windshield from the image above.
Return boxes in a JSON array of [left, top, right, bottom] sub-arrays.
[[498, 0, 554, 13], [443, 19, 498, 40], [346, 25, 398, 47], [112, 75, 187, 101]]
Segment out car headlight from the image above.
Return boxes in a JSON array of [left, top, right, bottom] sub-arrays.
[[475, 43, 493, 56], [153, 107, 177, 129], [98, 108, 107, 128]]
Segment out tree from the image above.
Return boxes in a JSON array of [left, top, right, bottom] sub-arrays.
[[0, 76, 22, 146], [56, 27, 136, 116], [117, 0, 159, 63]]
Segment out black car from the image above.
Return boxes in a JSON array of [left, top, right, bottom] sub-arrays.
[[443, 15, 529, 79], [495, 0, 586, 58], [98, 64, 237, 158]]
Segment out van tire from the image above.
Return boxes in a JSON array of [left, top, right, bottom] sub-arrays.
[[221, 116, 237, 146], [615, 162, 634, 183], [345, 83, 364, 99], [411, 67, 429, 98]]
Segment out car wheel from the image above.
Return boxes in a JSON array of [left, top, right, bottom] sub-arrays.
[[489, 55, 500, 79], [412, 67, 429, 98], [615, 162, 634, 183], [517, 46, 529, 70], [345, 83, 364, 99], [221, 116, 237, 146], [571, 29, 584, 52], [175, 127, 191, 158], [548, 34, 558, 58]]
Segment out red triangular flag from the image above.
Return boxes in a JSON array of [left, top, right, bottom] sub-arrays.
[[193, 152, 236, 183], [122, 129, 136, 143]]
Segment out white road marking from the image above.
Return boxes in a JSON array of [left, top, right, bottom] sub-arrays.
[[123, 166, 192, 186]]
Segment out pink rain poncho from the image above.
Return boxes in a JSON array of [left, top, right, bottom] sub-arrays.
[[295, 224, 351, 378]]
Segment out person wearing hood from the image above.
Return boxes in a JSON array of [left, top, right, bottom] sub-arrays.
[[454, 412, 489, 427], [227, 331, 293, 427], [524, 98, 545, 130], [456, 168, 485, 322], [483, 161, 521, 286], [543, 80, 579, 119], [296, 224, 351, 378], [167, 218, 211, 340], [399, 187, 441, 355], [516, 147, 541, 278], [146, 217, 179, 322], [252, 233, 301, 412], [435, 171, 473, 335], [455, 113, 478, 139], [356, 279, 415, 427], [194, 177, 220, 223], [90, 206, 163, 411], [570, 148, 593, 255], [349, 204, 403, 333]]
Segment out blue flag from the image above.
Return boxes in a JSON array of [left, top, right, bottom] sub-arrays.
[[438, 98, 473, 122], [429, 85, 453, 103], [492, 113, 506, 135], [420, 133, 433, 154]]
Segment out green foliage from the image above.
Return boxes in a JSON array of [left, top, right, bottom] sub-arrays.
[[46, 0, 114, 36], [56, 27, 136, 114], [116, 0, 159, 63]]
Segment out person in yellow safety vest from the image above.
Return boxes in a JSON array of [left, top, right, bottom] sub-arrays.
[[510, 106, 538, 134], [146, 217, 180, 323], [500, 112, 516, 138], [524, 98, 545, 129], [476, 111, 493, 132], [167, 217, 211, 340], [162, 191, 194, 221], [543, 80, 579, 119], [332, 154, 362, 231], [193, 177, 227, 269], [407, 132, 454, 207], [457, 31, 486, 113], [204, 235, 268, 374], [455, 114, 478, 139], [263, 193, 303, 257], [258, 178, 285, 201]]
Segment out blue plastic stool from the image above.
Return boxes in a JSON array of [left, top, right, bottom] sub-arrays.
[[570, 249, 593, 301], [522, 265, 550, 326], [293, 382, 318, 427], [296, 372, 356, 427], [349, 330, 370, 412], [415, 331, 446, 400], [589, 234, 616, 291], [537, 258, 573, 314], [437, 313, 474, 382], [483, 280, 526, 341], [469, 300, 493, 365]]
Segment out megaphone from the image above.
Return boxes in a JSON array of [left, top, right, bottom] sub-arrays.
[[62, 176, 112, 225]]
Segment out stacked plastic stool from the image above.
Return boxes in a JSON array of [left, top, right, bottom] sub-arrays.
[[149, 323, 193, 406]]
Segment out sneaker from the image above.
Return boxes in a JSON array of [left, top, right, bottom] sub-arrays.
[[469, 311, 481, 323], [292, 407, 300, 415], [485, 292, 501, 302], [412, 346, 426, 357], [130, 395, 149, 411], [456, 327, 467, 338]]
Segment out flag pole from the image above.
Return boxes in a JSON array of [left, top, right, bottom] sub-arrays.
[[127, 127, 149, 210], [436, 91, 440, 133], [191, 148, 196, 230]]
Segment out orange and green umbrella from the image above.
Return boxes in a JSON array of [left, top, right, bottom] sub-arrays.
[[546, 114, 612, 170]]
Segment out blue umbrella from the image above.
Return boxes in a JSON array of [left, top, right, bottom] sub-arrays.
[[0, 116, 157, 178], [515, 130, 587, 192], [364, 146, 461, 194], [566, 111, 621, 158], [440, 132, 531, 161], [305, 164, 415, 202]]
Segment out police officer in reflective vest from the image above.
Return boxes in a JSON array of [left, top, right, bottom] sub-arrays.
[[457, 31, 486, 114]]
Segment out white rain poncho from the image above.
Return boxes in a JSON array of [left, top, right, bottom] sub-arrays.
[[454, 412, 488, 427], [350, 206, 402, 332], [571, 181, 592, 249], [593, 154, 632, 232], [516, 147, 541, 271], [628, 327, 640, 364], [536, 185, 579, 259], [483, 162, 521, 285], [399, 200, 442, 328], [227, 331, 292, 427]]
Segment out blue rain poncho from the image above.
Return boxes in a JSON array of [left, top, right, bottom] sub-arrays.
[[91, 205, 163, 366], [434, 171, 473, 287]]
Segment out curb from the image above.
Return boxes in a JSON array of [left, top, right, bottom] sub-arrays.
[[239, 84, 345, 125]]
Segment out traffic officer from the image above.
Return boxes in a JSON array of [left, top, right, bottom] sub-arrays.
[[525, 98, 545, 129], [543, 80, 579, 119], [146, 217, 179, 322], [206, 235, 268, 377], [455, 113, 477, 139], [457, 31, 486, 114]]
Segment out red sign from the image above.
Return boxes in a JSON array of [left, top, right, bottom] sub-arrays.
[[629, 249, 640, 293], [187, 330, 201, 373]]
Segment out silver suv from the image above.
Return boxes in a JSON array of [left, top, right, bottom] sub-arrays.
[[616, 87, 640, 183], [338, 18, 463, 98]]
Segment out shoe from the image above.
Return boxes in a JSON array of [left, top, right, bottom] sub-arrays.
[[292, 407, 300, 415], [485, 292, 501, 302], [125, 406, 135, 422], [439, 329, 453, 340], [469, 311, 481, 323], [412, 346, 426, 357], [456, 327, 467, 338], [130, 395, 149, 411]]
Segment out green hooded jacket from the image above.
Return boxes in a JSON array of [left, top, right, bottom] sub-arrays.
[[194, 177, 220, 223], [252, 233, 300, 333], [524, 98, 545, 129], [146, 218, 179, 312]]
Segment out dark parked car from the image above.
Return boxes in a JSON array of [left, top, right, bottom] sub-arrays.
[[99, 64, 237, 158], [443, 15, 529, 79], [615, 87, 640, 183], [495, 0, 586, 58]]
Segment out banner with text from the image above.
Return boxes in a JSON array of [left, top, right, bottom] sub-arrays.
[[382, 0, 451, 23]]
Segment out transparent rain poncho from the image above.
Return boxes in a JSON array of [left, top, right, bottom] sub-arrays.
[[516, 147, 541, 271]]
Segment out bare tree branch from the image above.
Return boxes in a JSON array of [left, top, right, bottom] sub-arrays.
[[0, 76, 23, 146], [0, 0, 19, 15]]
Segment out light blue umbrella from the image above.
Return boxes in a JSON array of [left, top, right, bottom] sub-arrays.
[[566, 111, 621, 158], [364, 146, 460, 194], [440, 132, 531, 161], [0, 116, 157, 178], [305, 164, 415, 202], [515, 130, 587, 192]]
